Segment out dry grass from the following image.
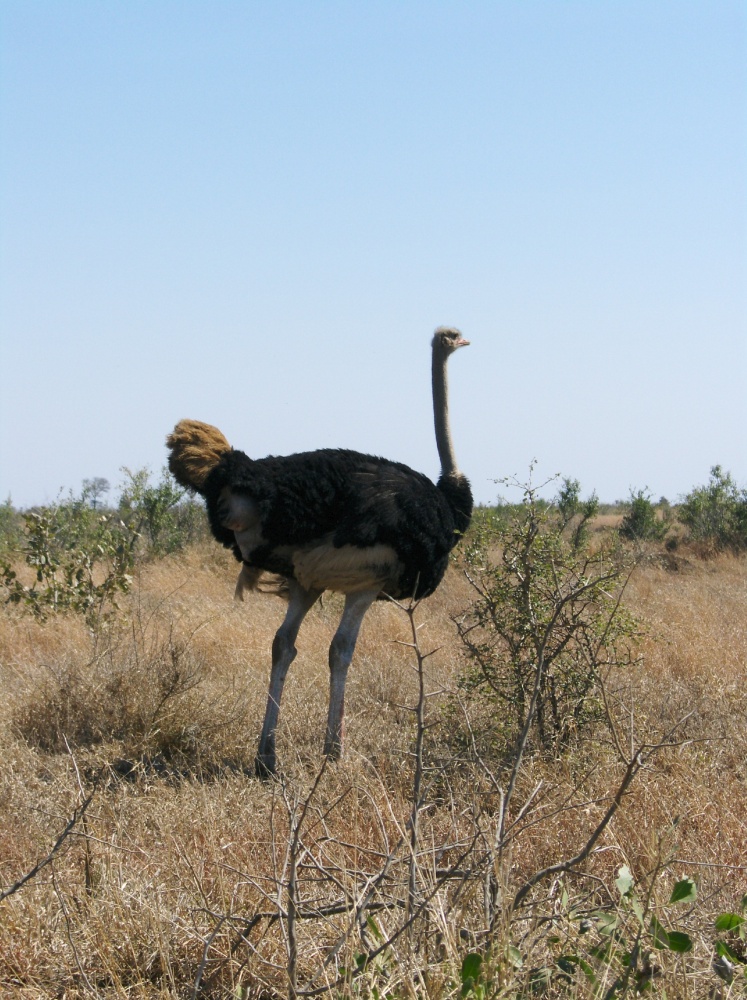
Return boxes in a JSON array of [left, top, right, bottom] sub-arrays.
[[1, 540, 746, 998]]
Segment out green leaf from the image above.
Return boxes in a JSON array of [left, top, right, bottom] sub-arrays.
[[530, 966, 554, 988], [461, 952, 482, 984], [597, 912, 619, 936], [650, 914, 670, 950], [506, 944, 523, 969], [556, 955, 577, 974], [366, 915, 384, 942], [666, 931, 693, 953], [615, 865, 634, 898], [669, 878, 697, 905], [715, 913, 745, 932], [716, 939, 741, 962], [578, 957, 597, 986], [590, 941, 613, 961]]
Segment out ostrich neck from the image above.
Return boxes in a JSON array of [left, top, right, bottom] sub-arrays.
[[432, 350, 459, 477]]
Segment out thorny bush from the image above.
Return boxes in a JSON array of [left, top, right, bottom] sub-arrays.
[[0, 469, 208, 626], [455, 473, 642, 756], [678, 465, 747, 552], [0, 492, 137, 625]]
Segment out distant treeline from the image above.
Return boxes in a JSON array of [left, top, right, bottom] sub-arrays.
[[1, 464, 746, 571]]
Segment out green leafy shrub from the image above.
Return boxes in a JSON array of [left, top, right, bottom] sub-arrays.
[[619, 488, 669, 542], [0, 496, 23, 556], [118, 467, 207, 556], [542, 868, 697, 995], [459, 504, 509, 566], [556, 476, 599, 551], [0, 468, 209, 624], [456, 475, 640, 755], [713, 896, 747, 986], [678, 466, 747, 551], [0, 490, 138, 624]]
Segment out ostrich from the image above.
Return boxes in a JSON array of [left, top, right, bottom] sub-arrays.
[[166, 327, 472, 776]]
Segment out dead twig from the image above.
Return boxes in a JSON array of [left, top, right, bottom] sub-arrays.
[[0, 791, 96, 902]]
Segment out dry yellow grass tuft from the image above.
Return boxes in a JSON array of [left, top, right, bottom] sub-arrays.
[[0, 540, 745, 997]]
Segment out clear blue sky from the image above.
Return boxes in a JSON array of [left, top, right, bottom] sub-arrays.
[[1, 1, 745, 508]]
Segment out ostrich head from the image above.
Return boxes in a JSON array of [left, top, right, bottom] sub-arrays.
[[432, 327, 470, 355]]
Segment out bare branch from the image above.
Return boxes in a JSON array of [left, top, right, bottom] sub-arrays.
[[0, 792, 96, 902]]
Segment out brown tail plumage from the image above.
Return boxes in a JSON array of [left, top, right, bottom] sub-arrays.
[[166, 419, 232, 492]]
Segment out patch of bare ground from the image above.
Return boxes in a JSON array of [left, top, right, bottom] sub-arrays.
[[1, 544, 745, 997]]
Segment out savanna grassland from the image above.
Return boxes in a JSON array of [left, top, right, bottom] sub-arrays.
[[0, 510, 746, 999]]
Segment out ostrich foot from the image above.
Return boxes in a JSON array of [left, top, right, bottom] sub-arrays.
[[323, 734, 343, 761], [254, 747, 277, 780]]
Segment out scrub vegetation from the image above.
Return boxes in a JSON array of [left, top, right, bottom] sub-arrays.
[[0, 468, 745, 998]]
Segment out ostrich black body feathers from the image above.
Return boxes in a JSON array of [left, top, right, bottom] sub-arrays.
[[202, 447, 472, 601]]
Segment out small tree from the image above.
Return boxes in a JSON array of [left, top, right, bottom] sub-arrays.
[[82, 477, 111, 510], [678, 466, 747, 551], [118, 467, 205, 556], [619, 488, 668, 542], [456, 474, 640, 756], [0, 497, 23, 556], [0, 491, 137, 624], [556, 476, 599, 551]]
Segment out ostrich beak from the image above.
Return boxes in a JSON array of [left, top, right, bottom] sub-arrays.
[[456, 337, 470, 348]]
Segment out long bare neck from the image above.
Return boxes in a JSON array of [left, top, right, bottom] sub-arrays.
[[432, 347, 459, 477]]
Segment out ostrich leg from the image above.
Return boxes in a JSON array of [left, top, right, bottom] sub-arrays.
[[324, 588, 379, 760], [256, 581, 322, 777]]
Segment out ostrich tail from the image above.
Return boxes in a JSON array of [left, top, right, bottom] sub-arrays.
[[166, 419, 232, 492]]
